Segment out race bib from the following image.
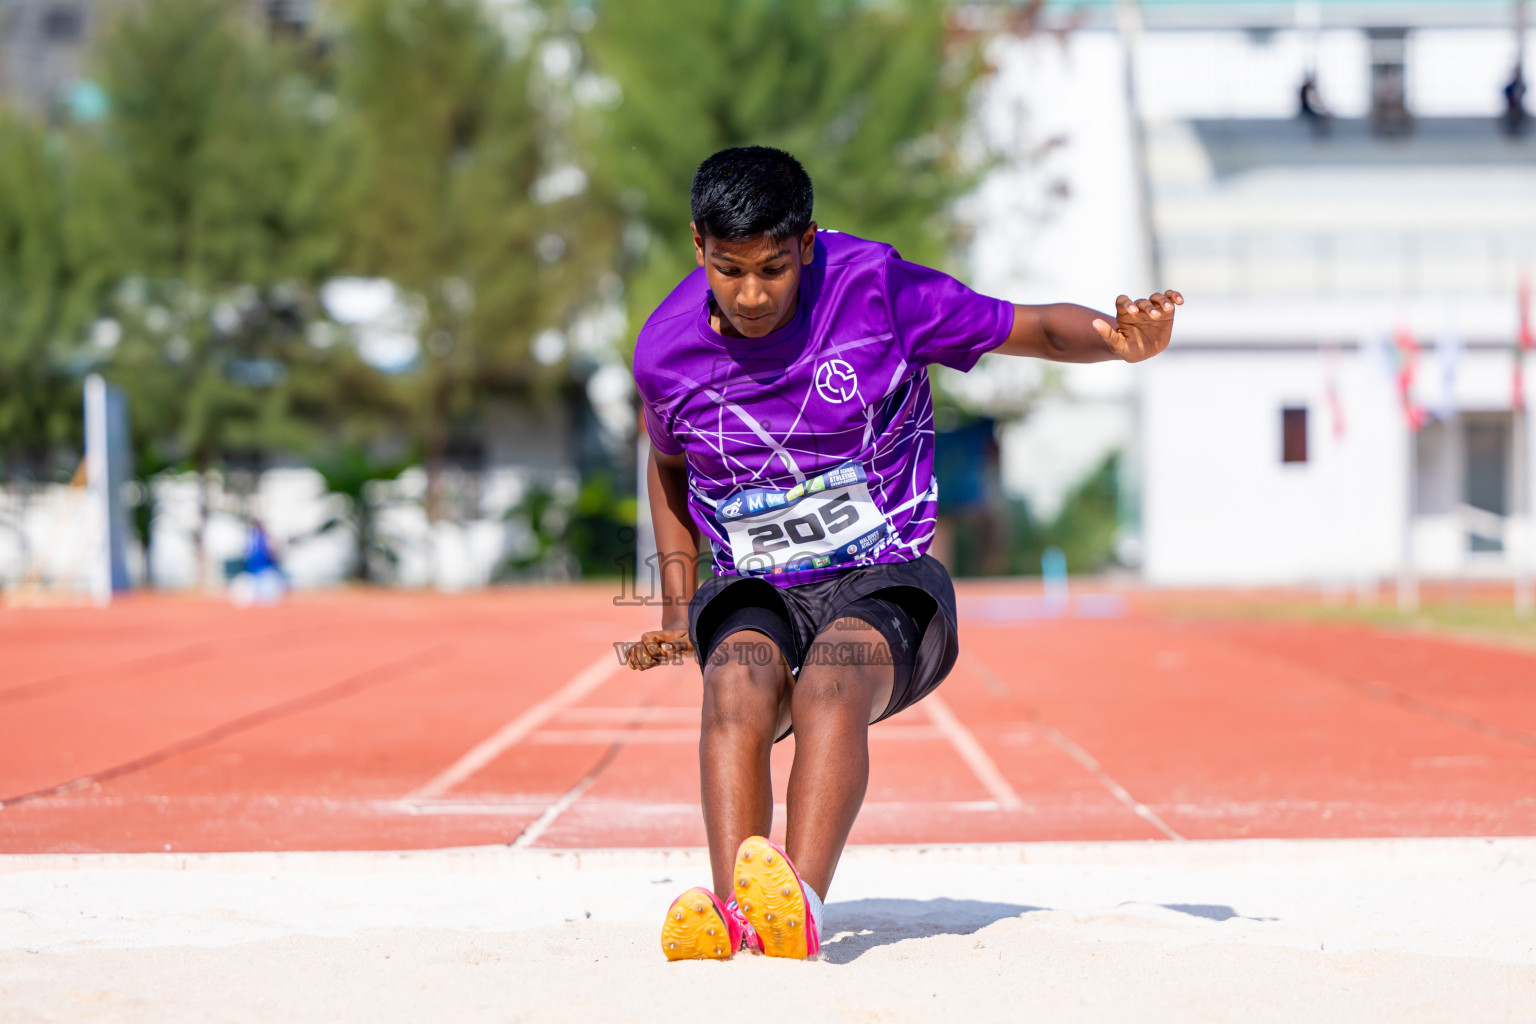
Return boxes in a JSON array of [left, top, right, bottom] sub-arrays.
[[715, 461, 891, 577]]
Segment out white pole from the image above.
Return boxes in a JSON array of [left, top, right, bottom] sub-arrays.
[[1398, 420, 1418, 614], [84, 374, 112, 607], [1516, 405, 1532, 615], [1517, 268, 1535, 615]]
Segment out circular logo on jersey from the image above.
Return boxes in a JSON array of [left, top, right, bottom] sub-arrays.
[[814, 359, 858, 404]]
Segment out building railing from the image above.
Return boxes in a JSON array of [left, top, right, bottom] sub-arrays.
[[1159, 228, 1536, 297]]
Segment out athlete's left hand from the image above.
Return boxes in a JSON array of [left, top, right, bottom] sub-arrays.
[[1093, 290, 1183, 363]]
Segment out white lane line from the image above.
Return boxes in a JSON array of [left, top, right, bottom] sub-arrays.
[[509, 703, 657, 847], [404, 652, 623, 801], [922, 693, 1024, 812], [386, 800, 550, 816], [961, 651, 1185, 840], [510, 772, 603, 848], [1032, 720, 1186, 841]]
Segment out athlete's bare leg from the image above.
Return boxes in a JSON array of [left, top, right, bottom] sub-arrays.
[[699, 630, 794, 900], [782, 617, 895, 900]]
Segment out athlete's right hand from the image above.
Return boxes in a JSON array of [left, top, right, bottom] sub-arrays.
[[627, 628, 694, 670]]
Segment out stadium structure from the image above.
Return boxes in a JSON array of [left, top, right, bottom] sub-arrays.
[[971, 0, 1536, 591]]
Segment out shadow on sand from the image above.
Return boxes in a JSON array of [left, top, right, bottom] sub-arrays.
[[1149, 903, 1278, 923], [819, 897, 1048, 964]]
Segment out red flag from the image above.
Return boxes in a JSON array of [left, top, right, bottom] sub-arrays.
[[1395, 326, 1428, 431], [1323, 343, 1346, 440], [1517, 274, 1533, 412]]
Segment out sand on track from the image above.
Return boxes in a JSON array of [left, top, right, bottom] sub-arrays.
[[3, 838, 1534, 1023]]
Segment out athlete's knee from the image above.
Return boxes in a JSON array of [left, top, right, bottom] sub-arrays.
[[701, 647, 786, 735], [790, 664, 884, 724], [793, 618, 890, 723]]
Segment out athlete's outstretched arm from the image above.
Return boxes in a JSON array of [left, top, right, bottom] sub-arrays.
[[627, 446, 700, 670], [993, 290, 1184, 364]]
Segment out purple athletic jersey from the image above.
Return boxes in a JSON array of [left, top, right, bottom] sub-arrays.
[[634, 230, 1014, 587]]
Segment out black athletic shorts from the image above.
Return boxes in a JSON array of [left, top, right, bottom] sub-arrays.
[[687, 554, 960, 741]]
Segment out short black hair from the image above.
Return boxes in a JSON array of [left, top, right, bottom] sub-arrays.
[[690, 146, 814, 243]]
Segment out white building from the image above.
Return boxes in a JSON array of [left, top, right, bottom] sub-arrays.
[[970, 0, 1536, 585]]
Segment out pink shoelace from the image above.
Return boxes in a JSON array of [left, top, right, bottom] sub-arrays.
[[725, 897, 762, 953]]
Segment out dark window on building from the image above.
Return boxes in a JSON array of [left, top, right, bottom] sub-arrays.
[[42, 5, 82, 42], [1464, 413, 1511, 552], [1282, 407, 1308, 464], [1464, 416, 1510, 516]]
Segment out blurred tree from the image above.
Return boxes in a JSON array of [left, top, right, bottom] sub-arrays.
[[1044, 452, 1121, 575], [1005, 453, 1122, 577], [126, 444, 172, 588], [331, 0, 607, 524], [310, 444, 414, 582], [497, 480, 570, 578], [496, 470, 636, 580], [565, 470, 638, 577], [80, 0, 380, 579], [0, 113, 94, 477], [583, 0, 988, 330]]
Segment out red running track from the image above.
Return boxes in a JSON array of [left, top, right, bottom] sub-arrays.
[[1, 587, 1534, 853]]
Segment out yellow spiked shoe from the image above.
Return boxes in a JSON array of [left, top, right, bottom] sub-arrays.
[[731, 836, 820, 959], [660, 887, 740, 961]]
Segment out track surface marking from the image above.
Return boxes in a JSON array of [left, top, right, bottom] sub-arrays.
[[405, 651, 622, 801], [2, 586, 1534, 852]]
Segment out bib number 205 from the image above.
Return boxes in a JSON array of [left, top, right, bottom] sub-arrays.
[[717, 460, 891, 575], [747, 492, 859, 553]]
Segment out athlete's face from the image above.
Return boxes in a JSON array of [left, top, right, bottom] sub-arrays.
[[693, 223, 817, 339]]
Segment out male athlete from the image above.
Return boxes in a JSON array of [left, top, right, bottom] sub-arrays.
[[627, 147, 1181, 960]]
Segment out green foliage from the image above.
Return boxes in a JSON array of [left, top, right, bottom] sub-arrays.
[[127, 444, 174, 585], [498, 471, 636, 580], [0, 113, 93, 475], [311, 445, 414, 581], [1, 0, 1010, 590], [584, 0, 986, 331], [566, 471, 637, 577], [331, 0, 604, 516], [92, 0, 328, 283], [1007, 453, 1123, 576], [499, 482, 568, 577], [83, 0, 362, 467]]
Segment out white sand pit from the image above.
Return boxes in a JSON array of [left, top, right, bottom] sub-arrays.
[[2, 838, 1534, 1022]]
